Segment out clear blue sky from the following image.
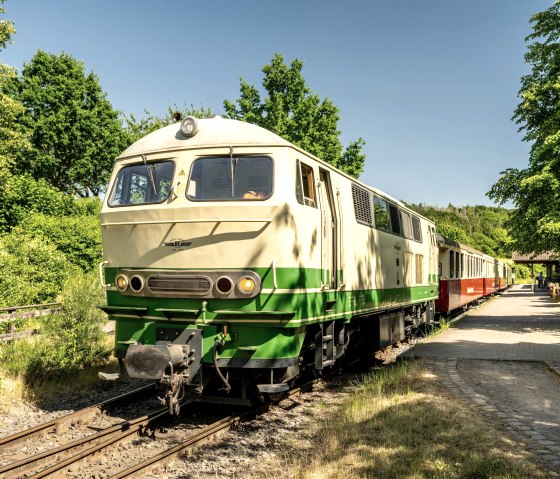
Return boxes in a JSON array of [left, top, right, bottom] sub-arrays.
[[0, 0, 552, 206]]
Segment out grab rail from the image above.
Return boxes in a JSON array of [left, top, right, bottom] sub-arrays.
[[101, 218, 272, 227]]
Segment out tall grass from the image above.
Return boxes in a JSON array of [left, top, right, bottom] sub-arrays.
[[259, 361, 549, 479]]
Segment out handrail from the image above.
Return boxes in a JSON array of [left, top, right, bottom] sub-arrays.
[[99, 260, 109, 288], [272, 258, 278, 289], [101, 218, 272, 227], [336, 189, 345, 288]]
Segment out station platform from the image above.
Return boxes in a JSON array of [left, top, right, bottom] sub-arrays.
[[402, 284, 560, 361]]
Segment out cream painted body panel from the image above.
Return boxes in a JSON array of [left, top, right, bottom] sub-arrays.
[[102, 146, 322, 271]]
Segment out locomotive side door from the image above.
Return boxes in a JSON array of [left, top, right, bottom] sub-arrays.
[[318, 169, 338, 290]]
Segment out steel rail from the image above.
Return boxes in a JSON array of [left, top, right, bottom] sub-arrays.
[[109, 379, 319, 479], [0, 383, 156, 449], [23, 403, 189, 479], [109, 404, 269, 479], [0, 405, 173, 478]]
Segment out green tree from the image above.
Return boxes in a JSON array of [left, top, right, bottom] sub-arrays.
[[0, 1, 30, 190], [0, 0, 14, 50], [224, 54, 365, 178], [7, 50, 129, 197], [409, 203, 513, 258], [125, 104, 214, 144], [488, 3, 560, 254]]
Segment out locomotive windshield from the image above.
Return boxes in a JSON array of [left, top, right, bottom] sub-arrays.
[[187, 156, 273, 201], [108, 160, 175, 206]]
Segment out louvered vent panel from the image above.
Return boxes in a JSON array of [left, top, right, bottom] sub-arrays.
[[352, 184, 373, 226], [148, 276, 211, 295], [389, 204, 401, 235]]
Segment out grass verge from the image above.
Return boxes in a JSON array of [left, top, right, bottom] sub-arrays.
[[259, 360, 550, 479]]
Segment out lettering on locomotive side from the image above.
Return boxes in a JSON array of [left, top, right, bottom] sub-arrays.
[[163, 239, 192, 250]]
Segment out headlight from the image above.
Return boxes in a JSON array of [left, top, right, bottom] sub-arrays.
[[116, 274, 129, 292], [181, 116, 199, 137], [238, 276, 256, 295]]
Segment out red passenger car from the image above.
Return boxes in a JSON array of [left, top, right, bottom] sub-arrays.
[[437, 237, 485, 314], [437, 237, 512, 315]]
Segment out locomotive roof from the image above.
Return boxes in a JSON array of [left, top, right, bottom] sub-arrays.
[[117, 116, 424, 216], [118, 116, 291, 159]]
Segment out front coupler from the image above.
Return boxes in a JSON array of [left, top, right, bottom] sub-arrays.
[[124, 329, 203, 414]]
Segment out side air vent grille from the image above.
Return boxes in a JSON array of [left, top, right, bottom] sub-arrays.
[[389, 204, 401, 235], [352, 184, 372, 226], [147, 275, 212, 295]]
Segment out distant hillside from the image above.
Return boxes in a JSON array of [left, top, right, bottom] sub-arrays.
[[407, 204, 513, 258]]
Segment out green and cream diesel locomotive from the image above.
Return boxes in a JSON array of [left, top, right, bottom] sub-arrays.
[[99, 116, 438, 412]]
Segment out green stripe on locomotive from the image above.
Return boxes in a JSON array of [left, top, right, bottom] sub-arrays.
[[104, 266, 438, 362]]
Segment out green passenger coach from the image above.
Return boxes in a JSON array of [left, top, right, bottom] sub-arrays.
[[98, 116, 438, 412]]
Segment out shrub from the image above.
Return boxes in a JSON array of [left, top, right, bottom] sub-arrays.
[[13, 212, 102, 271], [41, 270, 110, 370], [0, 270, 110, 381], [0, 232, 72, 308]]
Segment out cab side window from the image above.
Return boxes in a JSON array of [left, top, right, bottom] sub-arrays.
[[296, 160, 316, 207]]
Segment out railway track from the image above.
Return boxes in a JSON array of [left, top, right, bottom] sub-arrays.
[[0, 380, 318, 478]]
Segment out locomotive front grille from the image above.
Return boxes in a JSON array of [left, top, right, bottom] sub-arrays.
[[147, 275, 212, 295]]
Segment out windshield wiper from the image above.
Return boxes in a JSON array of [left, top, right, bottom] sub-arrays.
[[142, 154, 158, 196]]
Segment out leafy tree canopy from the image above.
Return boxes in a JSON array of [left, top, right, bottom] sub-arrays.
[[6, 50, 129, 197], [224, 54, 365, 178], [0, 0, 14, 50], [0, 0, 30, 187], [488, 3, 560, 254], [124, 104, 213, 145], [409, 203, 513, 258]]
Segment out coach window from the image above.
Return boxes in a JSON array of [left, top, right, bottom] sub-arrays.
[[400, 210, 413, 239], [372, 195, 391, 232], [411, 216, 422, 242], [450, 250, 455, 278], [187, 156, 273, 201], [296, 161, 316, 207]]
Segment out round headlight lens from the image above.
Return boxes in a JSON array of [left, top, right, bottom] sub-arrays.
[[238, 276, 256, 295], [116, 274, 129, 292], [180, 116, 199, 137]]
